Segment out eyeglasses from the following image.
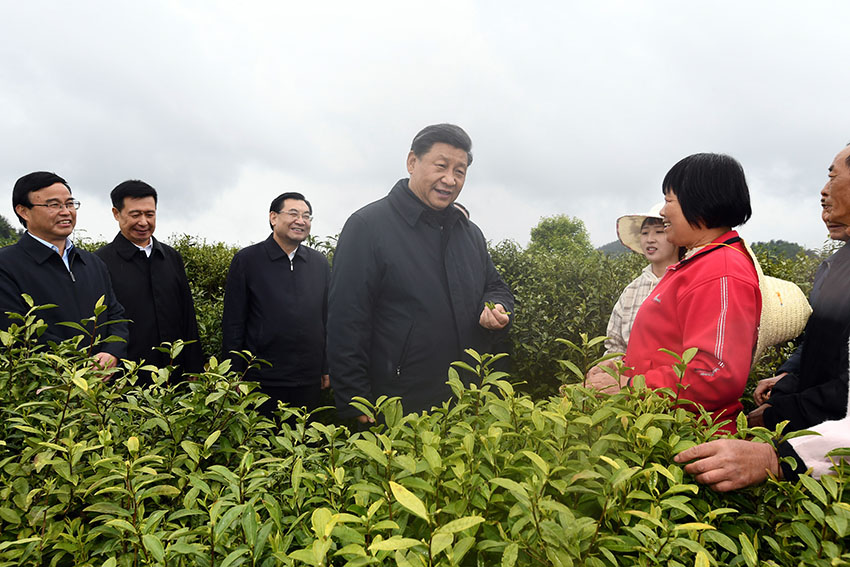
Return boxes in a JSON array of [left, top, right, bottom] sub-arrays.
[[277, 210, 313, 222], [30, 200, 81, 211]]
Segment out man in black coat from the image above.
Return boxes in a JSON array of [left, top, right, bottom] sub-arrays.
[[0, 171, 127, 366], [328, 124, 514, 423], [222, 192, 330, 417], [749, 144, 850, 430], [95, 180, 203, 376]]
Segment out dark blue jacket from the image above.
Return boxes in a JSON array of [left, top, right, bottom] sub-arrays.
[[0, 233, 127, 357], [222, 236, 329, 386], [766, 244, 850, 430], [328, 180, 514, 418]]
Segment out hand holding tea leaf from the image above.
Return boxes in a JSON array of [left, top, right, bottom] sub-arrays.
[[480, 302, 510, 330]]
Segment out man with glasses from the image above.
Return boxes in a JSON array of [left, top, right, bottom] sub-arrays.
[[222, 192, 330, 417], [95, 180, 204, 378], [0, 171, 127, 368]]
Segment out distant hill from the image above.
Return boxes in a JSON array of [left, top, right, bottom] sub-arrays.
[[599, 238, 813, 259], [751, 239, 811, 259], [597, 240, 630, 256]]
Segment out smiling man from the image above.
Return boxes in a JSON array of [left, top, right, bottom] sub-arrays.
[[328, 124, 514, 422], [95, 180, 203, 377], [0, 171, 127, 367], [222, 192, 330, 418]]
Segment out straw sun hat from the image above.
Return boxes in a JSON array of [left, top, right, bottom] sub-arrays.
[[743, 241, 812, 363], [616, 203, 664, 254]]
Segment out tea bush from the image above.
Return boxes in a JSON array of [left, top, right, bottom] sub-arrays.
[[1, 306, 849, 566]]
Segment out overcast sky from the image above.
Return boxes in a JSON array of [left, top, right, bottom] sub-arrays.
[[2, 1, 848, 251]]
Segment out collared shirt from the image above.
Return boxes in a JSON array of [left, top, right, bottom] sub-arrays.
[[133, 240, 153, 258], [26, 232, 74, 271], [604, 264, 661, 355]]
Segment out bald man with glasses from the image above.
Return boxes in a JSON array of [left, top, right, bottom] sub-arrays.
[[0, 171, 127, 368]]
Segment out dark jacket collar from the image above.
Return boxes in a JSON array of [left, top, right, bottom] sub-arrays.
[[261, 234, 310, 263], [387, 178, 467, 229], [111, 232, 163, 260], [19, 232, 86, 266]]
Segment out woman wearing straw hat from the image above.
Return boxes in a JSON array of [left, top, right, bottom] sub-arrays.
[[602, 204, 682, 357], [588, 153, 761, 433]]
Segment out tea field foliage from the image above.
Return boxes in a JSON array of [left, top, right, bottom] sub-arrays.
[[2, 308, 850, 566]]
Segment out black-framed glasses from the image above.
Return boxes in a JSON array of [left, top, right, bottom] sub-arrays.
[[31, 200, 81, 211], [277, 210, 313, 222]]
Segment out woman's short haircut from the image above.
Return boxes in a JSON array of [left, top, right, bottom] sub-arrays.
[[662, 153, 752, 229], [410, 124, 473, 166]]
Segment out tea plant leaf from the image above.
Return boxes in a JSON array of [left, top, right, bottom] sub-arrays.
[[703, 530, 738, 554], [389, 481, 429, 522], [142, 534, 165, 563], [673, 522, 715, 531], [501, 542, 519, 567], [431, 532, 453, 556], [204, 430, 221, 451], [435, 515, 484, 535], [354, 439, 388, 467], [737, 533, 758, 567], [520, 450, 550, 476], [219, 547, 249, 567], [368, 536, 423, 552], [798, 474, 828, 506], [790, 521, 818, 550]]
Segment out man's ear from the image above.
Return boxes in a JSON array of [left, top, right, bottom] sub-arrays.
[[111, 207, 120, 221], [14, 204, 30, 225], [406, 151, 417, 175]]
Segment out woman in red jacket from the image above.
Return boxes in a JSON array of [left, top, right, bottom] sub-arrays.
[[589, 153, 761, 433]]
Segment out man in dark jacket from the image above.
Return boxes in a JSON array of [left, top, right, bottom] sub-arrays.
[[0, 171, 127, 367], [328, 124, 514, 422], [749, 212, 850, 430], [95, 180, 204, 376], [222, 192, 330, 416]]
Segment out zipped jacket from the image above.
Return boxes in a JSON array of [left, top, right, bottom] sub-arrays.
[[328, 180, 514, 418], [0, 233, 128, 358], [624, 231, 760, 432]]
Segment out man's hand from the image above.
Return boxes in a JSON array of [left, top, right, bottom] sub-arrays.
[[479, 303, 509, 330], [356, 415, 375, 424], [93, 352, 118, 370], [321, 374, 330, 389], [754, 373, 786, 405], [674, 439, 781, 492], [747, 403, 769, 428], [584, 370, 622, 394]]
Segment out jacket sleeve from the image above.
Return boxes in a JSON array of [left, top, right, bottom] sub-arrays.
[[175, 252, 205, 374], [604, 290, 629, 355], [321, 257, 330, 376], [221, 253, 248, 366], [0, 262, 27, 332], [327, 215, 378, 418], [98, 265, 129, 360], [482, 251, 514, 321], [763, 366, 849, 430], [640, 275, 759, 413], [776, 344, 803, 379]]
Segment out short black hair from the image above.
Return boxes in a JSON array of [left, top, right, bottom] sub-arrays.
[[410, 123, 473, 166], [12, 171, 70, 227], [640, 216, 663, 230], [269, 192, 311, 230], [111, 180, 158, 210], [662, 153, 752, 229]]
